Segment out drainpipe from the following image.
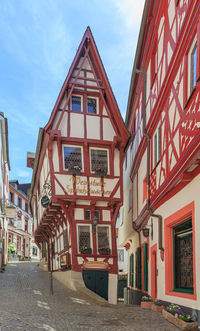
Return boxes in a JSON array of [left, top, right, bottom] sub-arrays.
[[134, 68, 164, 254]]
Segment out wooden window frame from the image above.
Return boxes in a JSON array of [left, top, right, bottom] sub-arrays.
[[87, 96, 98, 114], [71, 94, 83, 112], [90, 147, 109, 174], [164, 202, 196, 300], [63, 144, 84, 172]]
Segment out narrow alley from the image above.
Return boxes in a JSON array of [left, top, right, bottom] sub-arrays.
[[0, 262, 179, 331]]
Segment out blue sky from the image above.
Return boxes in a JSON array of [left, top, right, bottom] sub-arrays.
[[0, 0, 145, 183]]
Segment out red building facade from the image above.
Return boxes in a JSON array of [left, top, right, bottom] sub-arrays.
[[29, 27, 129, 303], [119, 0, 200, 320]]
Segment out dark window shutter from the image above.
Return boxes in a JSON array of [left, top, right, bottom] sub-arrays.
[[143, 243, 148, 291], [130, 254, 134, 287], [137, 247, 142, 289]]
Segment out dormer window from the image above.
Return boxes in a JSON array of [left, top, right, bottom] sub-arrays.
[[63, 145, 83, 171], [71, 95, 82, 112], [87, 97, 97, 114]]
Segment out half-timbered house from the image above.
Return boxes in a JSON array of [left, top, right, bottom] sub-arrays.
[[28, 27, 129, 304], [118, 0, 200, 321]]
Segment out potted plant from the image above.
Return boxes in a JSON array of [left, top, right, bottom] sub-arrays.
[[68, 165, 81, 175], [141, 296, 153, 309], [151, 299, 164, 312], [95, 167, 107, 177], [162, 304, 198, 330], [19, 256, 25, 261], [98, 247, 111, 255], [80, 247, 92, 254]]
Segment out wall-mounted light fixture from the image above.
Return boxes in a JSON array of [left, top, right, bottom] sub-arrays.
[[142, 218, 153, 239], [92, 215, 98, 234]]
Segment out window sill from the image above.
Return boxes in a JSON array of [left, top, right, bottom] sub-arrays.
[[166, 290, 196, 300]]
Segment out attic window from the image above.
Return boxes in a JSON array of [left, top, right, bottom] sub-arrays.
[[87, 97, 97, 114], [71, 95, 82, 112]]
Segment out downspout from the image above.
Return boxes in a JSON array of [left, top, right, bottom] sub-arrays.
[[135, 68, 164, 255]]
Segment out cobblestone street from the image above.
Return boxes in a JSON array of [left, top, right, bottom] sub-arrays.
[[0, 262, 179, 331]]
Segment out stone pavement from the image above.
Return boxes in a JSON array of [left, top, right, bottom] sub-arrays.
[[0, 262, 179, 331]]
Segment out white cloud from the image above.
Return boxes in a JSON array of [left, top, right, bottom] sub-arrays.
[[113, 0, 145, 29], [18, 170, 31, 178]]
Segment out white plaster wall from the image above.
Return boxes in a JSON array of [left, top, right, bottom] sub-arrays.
[[75, 208, 84, 220], [58, 112, 68, 136], [153, 174, 200, 310], [86, 116, 100, 140], [70, 113, 84, 138], [102, 210, 110, 221], [138, 151, 147, 213], [114, 149, 120, 177], [53, 141, 59, 172], [108, 273, 118, 304], [103, 118, 116, 141]]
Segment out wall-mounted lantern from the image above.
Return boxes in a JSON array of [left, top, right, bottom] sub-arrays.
[[92, 215, 98, 234]]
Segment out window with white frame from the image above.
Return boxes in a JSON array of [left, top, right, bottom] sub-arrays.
[[71, 95, 82, 112], [153, 124, 161, 168], [87, 97, 97, 114], [63, 146, 83, 171], [90, 148, 108, 173], [97, 226, 110, 251], [78, 225, 92, 253]]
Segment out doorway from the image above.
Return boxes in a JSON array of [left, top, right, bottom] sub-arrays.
[[82, 270, 108, 300]]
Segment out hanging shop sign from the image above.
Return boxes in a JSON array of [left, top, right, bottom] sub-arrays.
[[41, 195, 50, 208]]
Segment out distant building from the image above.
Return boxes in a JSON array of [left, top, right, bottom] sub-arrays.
[[8, 180, 39, 260], [0, 113, 10, 269]]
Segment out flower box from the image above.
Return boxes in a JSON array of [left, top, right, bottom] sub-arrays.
[[95, 169, 107, 177], [162, 309, 198, 330], [80, 248, 92, 254], [68, 166, 81, 175], [141, 301, 153, 309], [98, 248, 110, 255], [151, 304, 164, 312]]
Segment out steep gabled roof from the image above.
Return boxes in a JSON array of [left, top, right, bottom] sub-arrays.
[[125, 0, 151, 127], [45, 26, 129, 143]]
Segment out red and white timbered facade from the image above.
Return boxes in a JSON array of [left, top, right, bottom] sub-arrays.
[[119, 0, 200, 319], [29, 27, 129, 304]]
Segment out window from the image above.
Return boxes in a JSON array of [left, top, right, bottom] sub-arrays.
[[10, 192, 14, 203], [190, 43, 197, 93], [78, 225, 91, 253], [85, 210, 91, 220], [25, 221, 28, 232], [8, 233, 12, 243], [90, 149, 108, 173], [173, 220, 193, 293], [17, 237, 21, 250], [153, 125, 161, 168], [63, 146, 82, 171], [63, 231, 68, 250], [18, 197, 22, 208], [164, 202, 196, 299], [25, 203, 28, 212], [71, 95, 82, 112], [97, 226, 110, 250], [118, 249, 124, 262], [32, 247, 37, 255], [136, 248, 142, 289], [87, 97, 97, 114]]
